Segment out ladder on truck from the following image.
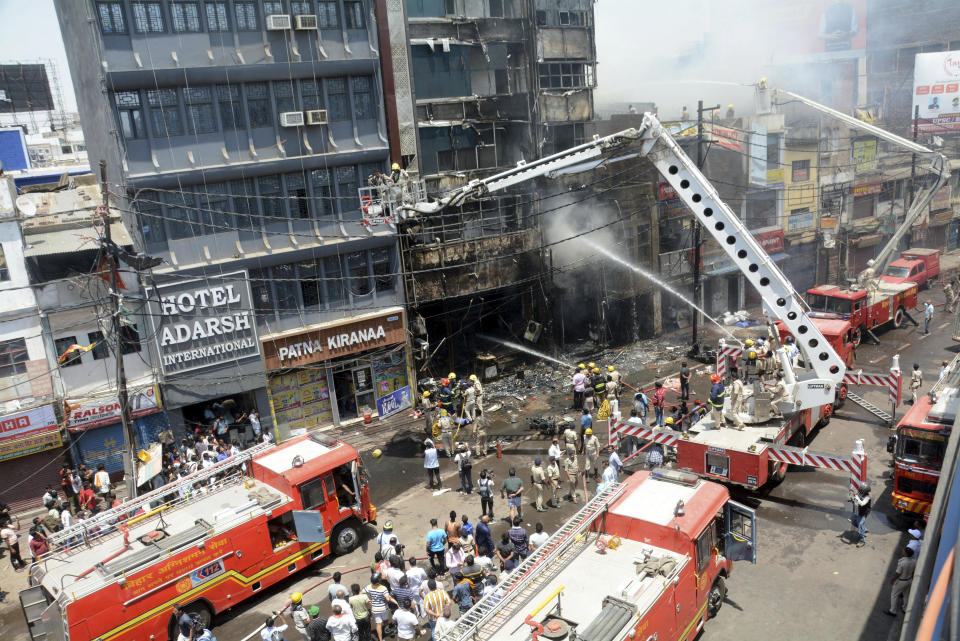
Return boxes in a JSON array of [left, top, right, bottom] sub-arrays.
[[445, 481, 628, 641], [47, 440, 277, 549], [846, 391, 893, 424]]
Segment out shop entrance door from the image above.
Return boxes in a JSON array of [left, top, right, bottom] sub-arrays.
[[352, 366, 376, 416], [333, 366, 376, 421]]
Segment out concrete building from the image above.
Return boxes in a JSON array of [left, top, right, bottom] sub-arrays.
[[55, 0, 413, 438], [399, 0, 597, 369]]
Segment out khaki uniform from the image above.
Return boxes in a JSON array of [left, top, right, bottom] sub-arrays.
[[563, 427, 578, 452], [438, 414, 454, 456], [769, 380, 786, 417], [584, 435, 600, 477], [546, 460, 561, 506], [563, 454, 580, 502], [463, 386, 477, 422], [609, 370, 622, 396], [473, 380, 484, 414], [945, 283, 957, 314], [730, 378, 746, 428], [911, 369, 923, 404], [531, 464, 547, 510], [474, 419, 488, 457]]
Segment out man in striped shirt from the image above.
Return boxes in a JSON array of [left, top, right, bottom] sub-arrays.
[[364, 574, 397, 641], [423, 579, 451, 639]]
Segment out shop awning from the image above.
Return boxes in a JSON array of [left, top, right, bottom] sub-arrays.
[[705, 252, 789, 276], [23, 222, 133, 258]]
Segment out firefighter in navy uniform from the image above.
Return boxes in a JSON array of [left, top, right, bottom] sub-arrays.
[[437, 378, 455, 416], [709, 374, 727, 429], [591, 368, 607, 405]]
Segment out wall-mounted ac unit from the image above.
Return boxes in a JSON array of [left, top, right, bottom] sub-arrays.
[[295, 15, 318, 29], [306, 109, 328, 125], [266, 14, 292, 30], [279, 111, 305, 127]]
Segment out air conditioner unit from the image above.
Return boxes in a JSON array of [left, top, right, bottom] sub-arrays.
[[306, 109, 328, 125], [266, 14, 292, 30], [279, 111, 305, 127], [294, 14, 318, 29]]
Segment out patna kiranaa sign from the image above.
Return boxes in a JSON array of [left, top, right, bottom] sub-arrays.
[[151, 271, 260, 375]]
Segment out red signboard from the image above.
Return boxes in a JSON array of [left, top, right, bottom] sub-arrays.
[[851, 182, 882, 196], [708, 125, 745, 153], [66, 386, 162, 432], [753, 229, 784, 254]]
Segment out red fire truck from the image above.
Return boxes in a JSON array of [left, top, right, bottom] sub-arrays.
[[805, 281, 919, 346], [442, 469, 756, 641], [20, 434, 375, 641], [889, 358, 958, 518]]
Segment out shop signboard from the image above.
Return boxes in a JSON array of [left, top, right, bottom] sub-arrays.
[[151, 271, 259, 376], [753, 229, 784, 253], [376, 385, 412, 419], [853, 138, 878, 172], [766, 168, 784, 189], [913, 50, 960, 134], [789, 211, 817, 231], [66, 386, 162, 432], [0, 404, 61, 462], [851, 182, 881, 197], [931, 184, 952, 212]]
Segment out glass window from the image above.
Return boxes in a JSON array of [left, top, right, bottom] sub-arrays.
[[538, 62, 589, 89], [259, 175, 284, 218], [897, 429, 947, 467], [372, 247, 393, 292], [205, 2, 229, 30], [291, 0, 312, 14], [287, 173, 309, 219], [336, 165, 359, 214], [249, 269, 273, 315], [346, 251, 371, 296], [344, 1, 365, 28], [351, 76, 375, 120], [87, 332, 110, 361], [231, 178, 258, 232], [132, 2, 165, 32], [535, 10, 546, 26], [324, 255, 345, 301], [326, 78, 348, 121], [299, 260, 323, 307], [301, 79, 323, 111], [120, 325, 142, 355], [115, 91, 146, 139], [97, 2, 127, 34], [274, 263, 300, 311], [766, 133, 780, 169], [201, 182, 234, 231], [166, 192, 198, 239], [0, 338, 29, 377], [55, 337, 82, 368], [317, 1, 338, 27], [137, 195, 166, 245], [264, 1, 285, 14], [300, 477, 327, 510], [695, 521, 717, 573], [171, 2, 202, 31], [147, 88, 183, 137], [235, 1, 258, 29], [791, 159, 810, 182], [246, 82, 272, 128], [488, 0, 503, 18], [310, 169, 332, 218], [0, 245, 8, 282], [274, 81, 296, 113], [184, 86, 217, 135], [216, 85, 244, 129]]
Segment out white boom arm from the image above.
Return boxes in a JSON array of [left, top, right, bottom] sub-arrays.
[[769, 87, 951, 287]]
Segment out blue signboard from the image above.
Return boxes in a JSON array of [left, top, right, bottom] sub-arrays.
[[376, 386, 411, 419]]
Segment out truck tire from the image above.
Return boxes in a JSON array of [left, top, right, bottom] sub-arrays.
[[707, 576, 727, 619], [332, 521, 361, 555], [834, 384, 847, 410], [893, 307, 905, 329], [169, 602, 213, 641], [767, 460, 787, 487]]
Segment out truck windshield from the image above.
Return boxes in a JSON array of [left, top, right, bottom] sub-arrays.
[[806, 294, 852, 314], [884, 266, 911, 278], [897, 428, 947, 468]]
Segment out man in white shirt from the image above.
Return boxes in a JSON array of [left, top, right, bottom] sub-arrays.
[[386, 562, 405, 592], [547, 437, 563, 462], [331, 588, 351, 616], [529, 523, 549, 549], [261, 612, 289, 641], [93, 465, 111, 497], [392, 600, 421, 640], [406, 557, 428, 617], [325, 605, 358, 641]]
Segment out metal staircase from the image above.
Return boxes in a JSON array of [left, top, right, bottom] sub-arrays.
[[846, 391, 894, 425], [445, 481, 628, 641]]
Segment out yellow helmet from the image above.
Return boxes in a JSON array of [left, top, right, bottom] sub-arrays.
[[584, 428, 593, 435], [291, 592, 303, 603], [449, 372, 457, 379], [372, 448, 383, 458], [391, 162, 400, 170], [588, 362, 595, 369], [745, 339, 754, 347], [593, 367, 600, 373], [608, 365, 615, 371], [469, 374, 478, 381], [748, 351, 757, 360], [578, 363, 586, 369], [665, 417, 674, 425], [440, 409, 448, 416], [422, 390, 430, 397]]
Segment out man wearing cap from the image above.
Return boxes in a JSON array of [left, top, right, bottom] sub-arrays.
[[530, 457, 547, 512], [548, 436, 563, 462], [463, 380, 478, 422], [563, 448, 581, 504], [608, 365, 622, 397], [546, 455, 561, 507], [376, 522, 395, 551], [306, 606, 329, 641], [709, 375, 727, 429], [583, 428, 600, 480], [437, 410, 454, 457], [291, 592, 311, 640], [419, 391, 433, 434]]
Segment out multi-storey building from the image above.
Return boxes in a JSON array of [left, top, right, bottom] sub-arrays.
[[55, 0, 414, 438]]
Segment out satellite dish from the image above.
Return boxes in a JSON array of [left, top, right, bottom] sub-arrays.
[[16, 195, 37, 217]]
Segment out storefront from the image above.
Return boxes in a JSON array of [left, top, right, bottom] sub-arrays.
[[260, 307, 412, 437], [706, 230, 790, 312], [0, 404, 65, 504], [65, 385, 169, 475]]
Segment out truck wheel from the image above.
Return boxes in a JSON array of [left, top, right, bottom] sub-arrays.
[[169, 602, 213, 641], [333, 522, 361, 555], [851, 326, 863, 347], [767, 460, 787, 487], [707, 576, 727, 619], [835, 384, 847, 409], [893, 307, 905, 328]]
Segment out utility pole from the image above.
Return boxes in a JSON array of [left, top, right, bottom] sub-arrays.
[[691, 100, 720, 357], [908, 105, 920, 250], [99, 160, 138, 500]]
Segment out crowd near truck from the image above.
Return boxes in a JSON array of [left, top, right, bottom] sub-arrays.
[[20, 434, 375, 641], [881, 248, 941, 289], [444, 469, 756, 641]]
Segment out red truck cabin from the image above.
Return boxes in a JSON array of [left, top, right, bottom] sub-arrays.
[[883, 248, 940, 287], [20, 434, 374, 641], [891, 389, 954, 516], [776, 318, 856, 368]]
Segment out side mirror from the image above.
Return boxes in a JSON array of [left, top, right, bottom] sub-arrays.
[[886, 435, 897, 454]]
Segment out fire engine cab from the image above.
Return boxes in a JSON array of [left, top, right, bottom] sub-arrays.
[[805, 281, 918, 346], [20, 434, 375, 641], [442, 469, 756, 641]]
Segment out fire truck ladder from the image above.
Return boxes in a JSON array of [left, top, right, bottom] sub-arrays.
[[47, 440, 277, 549], [846, 391, 893, 425], [444, 481, 628, 641]]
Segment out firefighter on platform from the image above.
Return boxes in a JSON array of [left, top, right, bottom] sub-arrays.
[[709, 374, 727, 428], [390, 162, 409, 184], [764, 372, 788, 418], [729, 371, 746, 431]]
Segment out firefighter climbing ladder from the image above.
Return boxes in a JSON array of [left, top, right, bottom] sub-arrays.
[[444, 481, 628, 641], [48, 440, 277, 549]]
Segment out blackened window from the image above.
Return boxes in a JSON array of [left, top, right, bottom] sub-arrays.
[[115, 91, 146, 139], [324, 256, 345, 301], [287, 173, 309, 219], [274, 82, 296, 113], [538, 62, 589, 89], [535, 10, 546, 26], [344, 1, 364, 28], [264, 1, 285, 14], [0, 338, 28, 377], [235, 1, 258, 29], [351, 77, 375, 120], [246, 83, 272, 128], [216, 85, 244, 129], [205, 2, 229, 30], [346, 251, 371, 295], [55, 337, 82, 368], [301, 80, 323, 111], [120, 325, 142, 355], [259, 175, 284, 218], [137, 194, 166, 245], [558, 10, 585, 26], [231, 179, 258, 232], [372, 247, 393, 292], [97, 2, 127, 33], [0, 245, 8, 282], [291, 0, 312, 14], [326, 78, 348, 121], [87, 332, 110, 361], [299, 260, 323, 307], [274, 264, 300, 311], [317, 1, 338, 27], [132, 2, 165, 32], [147, 89, 183, 137], [336, 166, 359, 214], [184, 87, 217, 135], [488, 0, 503, 18], [171, 2, 202, 32], [310, 169, 332, 218]]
